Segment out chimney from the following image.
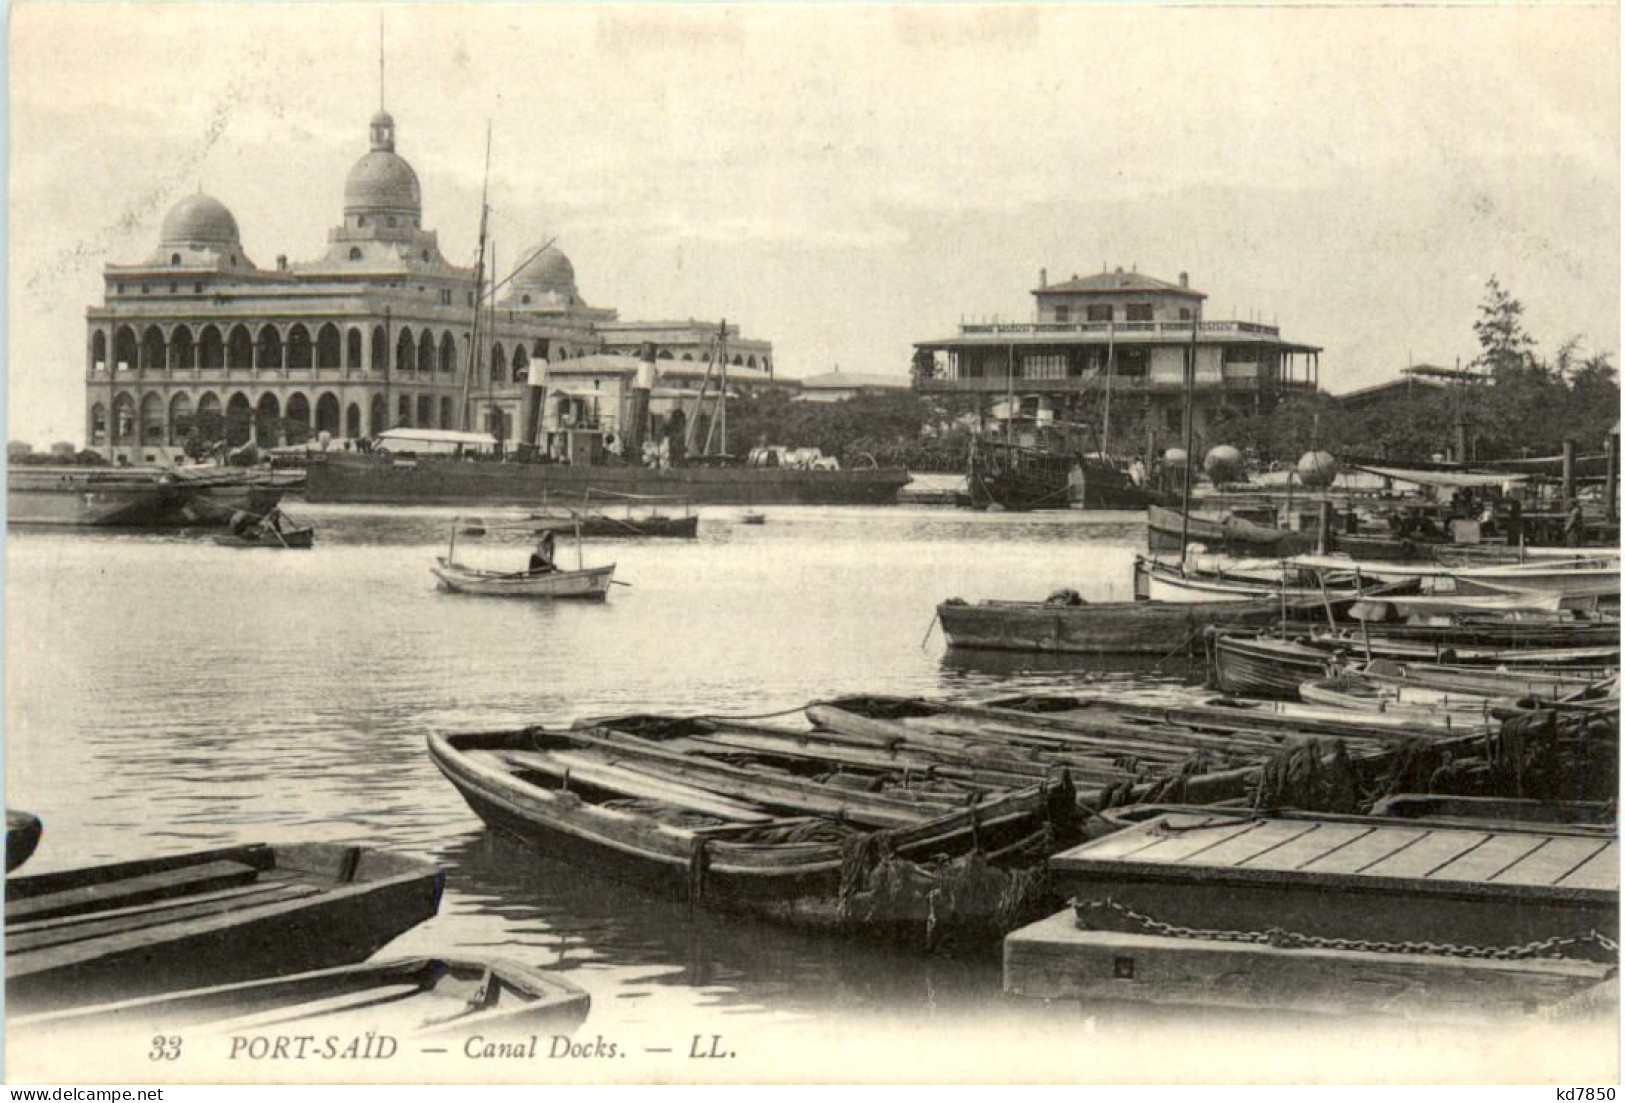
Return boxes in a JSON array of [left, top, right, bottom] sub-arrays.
[[1039, 267, 1047, 289], [1179, 271, 1189, 289], [276, 255, 288, 272]]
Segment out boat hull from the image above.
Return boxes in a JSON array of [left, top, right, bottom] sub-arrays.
[[936, 598, 1291, 655], [531, 515, 698, 538], [432, 561, 615, 598], [6, 843, 443, 1012], [1147, 504, 1316, 556], [1211, 634, 1337, 699], [306, 454, 910, 506]]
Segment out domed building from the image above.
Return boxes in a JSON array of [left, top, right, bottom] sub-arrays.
[[85, 106, 774, 463]]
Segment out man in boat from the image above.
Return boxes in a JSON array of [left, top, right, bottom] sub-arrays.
[[528, 531, 557, 574]]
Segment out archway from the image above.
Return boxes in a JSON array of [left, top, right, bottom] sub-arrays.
[[418, 331, 435, 376], [491, 343, 505, 382], [440, 331, 456, 374], [370, 394, 388, 436], [284, 392, 312, 445], [316, 324, 342, 370], [199, 325, 224, 369], [315, 393, 341, 438], [396, 395, 411, 427], [169, 326, 194, 371], [92, 331, 108, 373], [346, 328, 363, 370], [346, 402, 362, 439], [140, 326, 166, 372], [226, 325, 252, 370], [225, 393, 253, 445], [140, 392, 165, 445], [255, 325, 283, 371], [396, 328, 416, 373], [440, 397, 454, 430], [114, 326, 138, 373], [416, 395, 433, 427], [113, 393, 137, 444], [371, 326, 388, 371], [512, 345, 528, 383], [90, 403, 107, 446], [287, 324, 313, 370], [255, 393, 282, 446], [168, 392, 193, 446], [196, 392, 223, 445]]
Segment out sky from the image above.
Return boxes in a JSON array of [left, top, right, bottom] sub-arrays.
[[7, 2, 1619, 446]]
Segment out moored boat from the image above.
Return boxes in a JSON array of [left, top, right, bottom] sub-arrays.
[[426, 721, 1079, 947], [532, 513, 698, 539], [432, 558, 615, 599], [6, 810, 43, 873], [12, 956, 590, 1042], [936, 595, 1302, 655], [6, 842, 444, 1012], [212, 526, 316, 549]]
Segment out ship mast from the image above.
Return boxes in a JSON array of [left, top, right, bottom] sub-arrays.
[[703, 319, 728, 456], [459, 122, 493, 433]]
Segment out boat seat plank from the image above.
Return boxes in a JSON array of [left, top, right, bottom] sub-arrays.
[[1180, 820, 1322, 869], [1233, 823, 1374, 872], [7, 884, 323, 954], [1554, 844, 1620, 892], [200, 983, 423, 1034], [6, 861, 261, 924], [1359, 830, 1492, 880], [1295, 828, 1431, 875], [1491, 838, 1614, 888], [496, 751, 773, 824], [1124, 819, 1271, 866], [1425, 834, 1548, 883]]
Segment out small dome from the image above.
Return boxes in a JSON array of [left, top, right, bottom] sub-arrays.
[[344, 151, 421, 215], [160, 192, 240, 248], [370, 109, 394, 130], [513, 245, 576, 294]]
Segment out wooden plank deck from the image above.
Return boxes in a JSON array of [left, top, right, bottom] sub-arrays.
[[1004, 910, 1614, 1022], [1050, 813, 1619, 953]]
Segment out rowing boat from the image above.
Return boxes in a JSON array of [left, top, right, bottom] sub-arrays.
[[12, 956, 589, 1042], [7, 842, 443, 1013], [427, 721, 1079, 947], [212, 526, 316, 549], [432, 558, 616, 599]]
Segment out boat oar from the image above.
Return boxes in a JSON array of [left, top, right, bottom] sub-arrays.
[[611, 580, 633, 587]]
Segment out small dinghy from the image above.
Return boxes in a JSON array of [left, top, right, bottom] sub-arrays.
[[212, 526, 315, 549], [11, 956, 590, 1041], [741, 510, 767, 525], [7, 842, 443, 1013], [6, 810, 43, 872], [432, 558, 616, 600]]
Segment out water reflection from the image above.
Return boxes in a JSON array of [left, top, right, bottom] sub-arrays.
[[7, 502, 1170, 1031]]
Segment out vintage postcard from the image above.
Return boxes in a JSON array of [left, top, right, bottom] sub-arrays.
[[4, 0, 1619, 1087]]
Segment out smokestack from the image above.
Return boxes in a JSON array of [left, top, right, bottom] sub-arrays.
[[626, 342, 655, 454], [1179, 271, 1189, 289], [523, 339, 552, 450], [1039, 267, 1047, 289]]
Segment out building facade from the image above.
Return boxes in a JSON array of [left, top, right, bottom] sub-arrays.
[[914, 267, 1321, 453], [85, 109, 772, 463]]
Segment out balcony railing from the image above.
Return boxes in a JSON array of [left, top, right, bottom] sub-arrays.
[[957, 319, 1281, 338], [917, 375, 1314, 394]]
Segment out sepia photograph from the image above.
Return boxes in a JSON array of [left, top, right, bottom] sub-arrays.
[[4, 0, 1619, 1087]]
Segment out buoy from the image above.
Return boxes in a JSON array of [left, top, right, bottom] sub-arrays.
[[1204, 445, 1243, 484], [1297, 450, 1339, 488]]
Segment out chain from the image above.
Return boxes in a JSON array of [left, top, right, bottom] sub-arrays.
[[1075, 897, 1619, 962]]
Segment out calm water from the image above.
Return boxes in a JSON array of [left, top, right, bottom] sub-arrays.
[[6, 502, 1185, 1039]]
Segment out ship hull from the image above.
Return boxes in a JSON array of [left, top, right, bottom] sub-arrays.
[[305, 455, 911, 506]]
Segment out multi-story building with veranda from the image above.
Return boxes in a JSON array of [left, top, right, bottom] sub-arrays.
[[85, 107, 773, 464], [914, 267, 1322, 453]]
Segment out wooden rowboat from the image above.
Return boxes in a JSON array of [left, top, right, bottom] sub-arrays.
[[7, 842, 443, 1013], [427, 722, 1079, 947], [432, 558, 615, 600], [211, 526, 315, 549], [12, 956, 589, 1042], [935, 596, 1300, 655], [7, 810, 43, 872]]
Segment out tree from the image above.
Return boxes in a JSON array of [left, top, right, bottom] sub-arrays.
[[1471, 276, 1540, 380], [909, 348, 939, 390]]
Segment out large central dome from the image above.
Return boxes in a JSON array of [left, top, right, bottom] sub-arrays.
[[343, 111, 421, 218]]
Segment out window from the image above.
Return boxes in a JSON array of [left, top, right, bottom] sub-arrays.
[[349, 247, 363, 261], [421, 250, 429, 262], [1086, 304, 1112, 322], [440, 289, 451, 305], [1126, 304, 1154, 322], [1053, 306, 1069, 323], [141, 284, 150, 295], [171, 253, 181, 266], [193, 283, 203, 294], [1020, 353, 1066, 380], [1179, 308, 1192, 321], [229, 256, 237, 267], [169, 283, 178, 294], [116, 283, 126, 294], [358, 215, 367, 227], [522, 295, 531, 305], [387, 217, 397, 228]]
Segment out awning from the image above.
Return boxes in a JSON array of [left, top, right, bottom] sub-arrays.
[[1352, 464, 1528, 489]]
